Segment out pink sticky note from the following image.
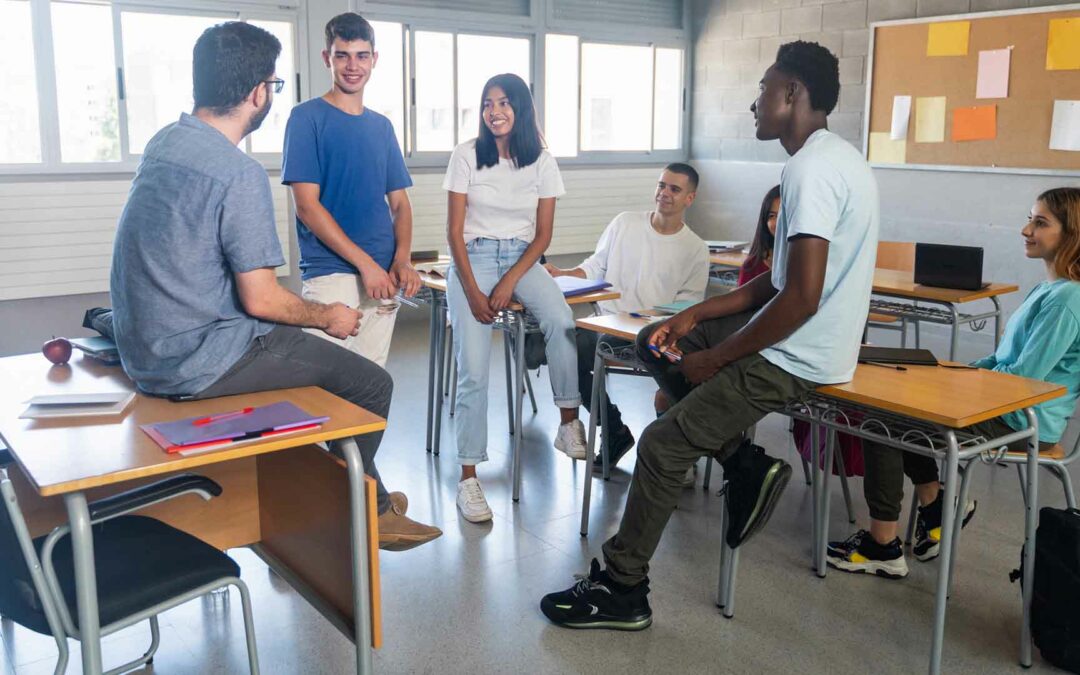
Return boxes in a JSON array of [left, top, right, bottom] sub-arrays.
[[976, 48, 1010, 99]]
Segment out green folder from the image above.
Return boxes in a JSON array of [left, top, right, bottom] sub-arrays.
[[652, 300, 697, 314]]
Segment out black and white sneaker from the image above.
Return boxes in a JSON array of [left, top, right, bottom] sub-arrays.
[[913, 491, 977, 562], [540, 559, 652, 631], [723, 440, 792, 548], [827, 530, 909, 579], [592, 424, 635, 473]]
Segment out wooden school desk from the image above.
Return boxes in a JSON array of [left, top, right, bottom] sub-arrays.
[[709, 250, 748, 287], [414, 272, 618, 502], [0, 354, 386, 675], [869, 268, 1019, 360], [574, 313, 1064, 675]]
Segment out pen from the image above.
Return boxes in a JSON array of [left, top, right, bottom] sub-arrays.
[[863, 361, 906, 371], [193, 406, 254, 426], [647, 344, 683, 362]]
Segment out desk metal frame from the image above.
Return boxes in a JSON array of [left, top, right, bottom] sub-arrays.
[[868, 294, 1004, 361]]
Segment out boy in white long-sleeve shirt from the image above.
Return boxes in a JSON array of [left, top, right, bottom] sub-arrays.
[[546, 163, 709, 470]]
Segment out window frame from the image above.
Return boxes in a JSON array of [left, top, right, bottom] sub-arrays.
[[2, 0, 303, 176]]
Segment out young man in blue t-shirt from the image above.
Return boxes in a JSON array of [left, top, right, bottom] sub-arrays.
[[282, 13, 419, 368]]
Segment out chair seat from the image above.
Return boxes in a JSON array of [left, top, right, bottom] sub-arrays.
[[866, 312, 899, 324], [41, 515, 239, 631], [1005, 443, 1066, 460]]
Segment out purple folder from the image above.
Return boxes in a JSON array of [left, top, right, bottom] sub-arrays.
[[142, 401, 329, 448], [554, 276, 612, 298]]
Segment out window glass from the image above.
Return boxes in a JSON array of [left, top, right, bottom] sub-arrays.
[[414, 31, 454, 152], [456, 34, 530, 144], [121, 11, 222, 154], [248, 19, 296, 154], [544, 34, 578, 157], [52, 2, 120, 162], [364, 21, 406, 151], [653, 48, 683, 151], [0, 0, 41, 163], [580, 42, 653, 152]]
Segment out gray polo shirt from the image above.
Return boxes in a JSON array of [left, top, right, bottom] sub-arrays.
[[110, 113, 285, 395]]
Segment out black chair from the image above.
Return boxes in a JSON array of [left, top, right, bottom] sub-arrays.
[[0, 469, 260, 674]]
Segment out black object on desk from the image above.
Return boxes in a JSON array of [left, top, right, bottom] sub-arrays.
[[859, 345, 939, 366], [915, 243, 988, 291]]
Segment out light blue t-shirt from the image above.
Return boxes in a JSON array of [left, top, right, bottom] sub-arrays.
[[759, 129, 880, 384], [281, 98, 412, 279], [110, 113, 284, 396], [972, 279, 1080, 442]]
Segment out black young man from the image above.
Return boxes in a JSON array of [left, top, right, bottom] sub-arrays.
[[540, 40, 880, 629]]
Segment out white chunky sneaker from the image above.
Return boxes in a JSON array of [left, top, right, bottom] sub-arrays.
[[554, 419, 588, 460], [457, 477, 493, 523]]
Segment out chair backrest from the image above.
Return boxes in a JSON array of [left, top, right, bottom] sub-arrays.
[[877, 241, 916, 272], [0, 470, 55, 634]]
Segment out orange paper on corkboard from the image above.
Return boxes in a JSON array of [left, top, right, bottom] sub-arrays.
[[952, 105, 996, 141]]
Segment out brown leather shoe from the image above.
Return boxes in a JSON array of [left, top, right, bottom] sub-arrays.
[[389, 491, 408, 515], [378, 508, 441, 551]]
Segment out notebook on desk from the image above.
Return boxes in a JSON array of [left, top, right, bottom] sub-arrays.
[[141, 401, 328, 454], [555, 276, 612, 297]]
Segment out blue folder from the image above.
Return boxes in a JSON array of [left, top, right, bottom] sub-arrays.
[[554, 276, 612, 298]]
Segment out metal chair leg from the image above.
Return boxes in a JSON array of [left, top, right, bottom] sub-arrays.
[[1052, 462, 1077, 509], [1016, 463, 1028, 507], [449, 355, 458, 417], [900, 318, 908, 349], [834, 450, 856, 524], [443, 325, 453, 396], [904, 491, 919, 546], [235, 580, 261, 675], [800, 456, 812, 486], [947, 463, 977, 596], [503, 334, 514, 435], [703, 456, 712, 490], [103, 615, 162, 674], [524, 366, 538, 414]]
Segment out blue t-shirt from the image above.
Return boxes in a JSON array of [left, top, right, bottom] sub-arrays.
[[971, 279, 1080, 442], [281, 98, 412, 279], [110, 113, 284, 395]]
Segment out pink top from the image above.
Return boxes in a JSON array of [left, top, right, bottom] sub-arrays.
[[737, 256, 770, 287]]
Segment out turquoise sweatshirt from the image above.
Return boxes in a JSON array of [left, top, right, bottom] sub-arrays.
[[971, 279, 1080, 442]]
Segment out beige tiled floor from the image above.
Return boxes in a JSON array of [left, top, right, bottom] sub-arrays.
[[2, 311, 1072, 674]]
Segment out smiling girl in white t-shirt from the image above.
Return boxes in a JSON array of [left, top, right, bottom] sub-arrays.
[[443, 73, 586, 523]]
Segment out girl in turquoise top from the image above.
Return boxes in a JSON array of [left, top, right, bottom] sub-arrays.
[[827, 187, 1080, 580]]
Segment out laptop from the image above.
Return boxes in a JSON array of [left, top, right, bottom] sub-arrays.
[[914, 243, 988, 291], [858, 346, 939, 366]]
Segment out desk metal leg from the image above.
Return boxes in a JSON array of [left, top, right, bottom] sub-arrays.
[[425, 300, 438, 453], [991, 296, 1003, 350], [581, 346, 604, 536], [433, 304, 447, 456], [947, 304, 960, 362], [64, 492, 103, 675], [1021, 408, 1039, 668], [810, 422, 821, 569], [511, 316, 526, 502], [815, 427, 836, 578], [339, 437, 374, 675], [929, 433, 960, 675]]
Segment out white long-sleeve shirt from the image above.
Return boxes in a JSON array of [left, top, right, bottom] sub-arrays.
[[578, 211, 709, 315]]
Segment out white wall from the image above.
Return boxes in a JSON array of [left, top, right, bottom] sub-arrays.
[[687, 0, 1080, 354]]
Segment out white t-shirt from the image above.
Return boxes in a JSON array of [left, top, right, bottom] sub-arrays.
[[579, 211, 709, 315], [442, 138, 566, 243], [759, 129, 880, 384]]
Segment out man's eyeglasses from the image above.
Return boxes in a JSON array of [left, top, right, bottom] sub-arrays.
[[264, 78, 285, 94]]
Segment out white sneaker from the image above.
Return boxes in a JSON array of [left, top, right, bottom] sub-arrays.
[[682, 464, 698, 488], [456, 478, 493, 523], [554, 419, 588, 460]]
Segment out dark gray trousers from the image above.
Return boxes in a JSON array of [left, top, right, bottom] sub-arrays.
[[193, 325, 393, 514], [601, 311, 818, 586], [575, 327, 630, 433]]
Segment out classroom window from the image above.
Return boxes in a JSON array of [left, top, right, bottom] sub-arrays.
[[0, 0, 42, 164], [455, 34, 531, 145], [653, 47, 683, 151], [544, 34, 579, 158], [51, 1, 120, 163], [247, 19, 296, 155], [580, 43, 653, 152], [364, 21, 406, 152], [121, 11, 223, 155], [414, 31, 455, 152]]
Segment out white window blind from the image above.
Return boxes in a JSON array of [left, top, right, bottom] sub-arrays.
[[552, 0, 683, 30]]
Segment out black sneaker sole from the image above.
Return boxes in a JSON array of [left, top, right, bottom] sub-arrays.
[[826, 556, 908, 580], [543, 611, 653, 631], [732, 459, 792, 547]]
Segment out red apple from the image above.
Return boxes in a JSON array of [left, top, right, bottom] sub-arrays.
[[43, 337, 72, 365]]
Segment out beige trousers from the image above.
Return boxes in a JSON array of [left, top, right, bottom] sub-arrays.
[[301, 272, 399, 368]]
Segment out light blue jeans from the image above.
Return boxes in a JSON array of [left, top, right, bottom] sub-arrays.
[[447, 238, 581, 465]]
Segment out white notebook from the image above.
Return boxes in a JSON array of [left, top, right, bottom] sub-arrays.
[[20, 392, 136, 419]]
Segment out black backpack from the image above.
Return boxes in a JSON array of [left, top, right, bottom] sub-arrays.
[[1011, 507, 1080, 672]]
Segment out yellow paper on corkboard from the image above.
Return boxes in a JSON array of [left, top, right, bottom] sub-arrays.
[[915, 96, 947, 143], [868, 132, 907, 164], [1047, 18, 1080, 71], [927, 21, 970, 57]]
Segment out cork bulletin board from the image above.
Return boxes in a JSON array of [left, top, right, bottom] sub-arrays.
[[864, 4, 1080, 174]]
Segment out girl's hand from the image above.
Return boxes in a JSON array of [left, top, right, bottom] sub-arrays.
[[489, 276, 516, 312], [467, 288, 497, 324]]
